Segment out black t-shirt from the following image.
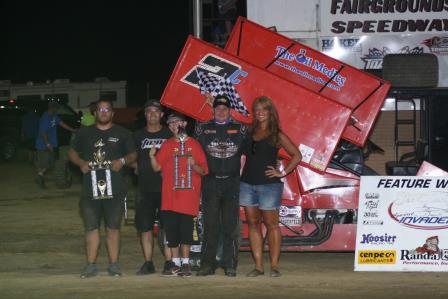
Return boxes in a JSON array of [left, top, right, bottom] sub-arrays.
[[241, 136, 281, 185], [71, 125, 136, 198], [133, 126, 172, 193], [195, 119, 247, 178]]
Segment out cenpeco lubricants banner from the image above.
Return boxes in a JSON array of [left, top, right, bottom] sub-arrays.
[[320, 0, 448, 86], [355, 176, 448, 272]]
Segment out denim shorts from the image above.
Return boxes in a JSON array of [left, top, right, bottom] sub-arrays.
[[239, 181, 284, 210]]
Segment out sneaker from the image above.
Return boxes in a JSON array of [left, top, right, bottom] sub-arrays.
[[136, 261, 156, 275], [224, 268, 237, 277], [246, 268, 264, 277], [270, 268, 282, 277], [107, 262, 122, 277], [196, 265, 215, 276], [179, 263, 192, 277], [161, 261, 180, 277], [161, 261, 174, 275], [36, 175, 46, 189], [80, 263, 98, 279]]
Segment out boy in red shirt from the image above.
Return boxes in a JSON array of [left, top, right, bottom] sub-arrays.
[[149, 113, 208, 277]]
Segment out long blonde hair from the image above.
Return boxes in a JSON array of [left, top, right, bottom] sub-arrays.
[[251, 96, 281, 146]]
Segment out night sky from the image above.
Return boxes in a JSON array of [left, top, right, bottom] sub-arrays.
[[2, 1, 193, 106]]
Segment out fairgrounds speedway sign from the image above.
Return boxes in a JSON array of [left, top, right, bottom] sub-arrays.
[[319, 0, 448, 87], [355, 176, 448, 271]]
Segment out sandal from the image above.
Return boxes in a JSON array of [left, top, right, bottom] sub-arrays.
[[270, 268, 282, 277], [246, 269, 264, 277]]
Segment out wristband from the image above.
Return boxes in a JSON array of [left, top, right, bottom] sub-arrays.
[[120, 157, 126, 165]]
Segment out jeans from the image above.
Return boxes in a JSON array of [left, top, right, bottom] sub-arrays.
[[201, 176, 240, 270], [239, 181, 284, 210]]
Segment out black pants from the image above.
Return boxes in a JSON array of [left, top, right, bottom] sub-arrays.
[[201, 176, 240, 270]]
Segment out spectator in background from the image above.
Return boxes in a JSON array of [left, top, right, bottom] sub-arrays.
[[35, 101, 76, 188], [81, 102, 97, 127], [21, 106, 40, 163], [218, 0, 237, 38]]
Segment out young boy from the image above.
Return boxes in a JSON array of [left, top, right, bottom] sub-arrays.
[[149, 112, 208, 277]]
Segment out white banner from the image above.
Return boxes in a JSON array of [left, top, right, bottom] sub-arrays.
[[320, 34, 448, 86], [355, 176, 448, 272], [321, 0, 448, 36]]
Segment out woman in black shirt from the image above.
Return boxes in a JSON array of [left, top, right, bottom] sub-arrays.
[[240, 96, 302, 277]]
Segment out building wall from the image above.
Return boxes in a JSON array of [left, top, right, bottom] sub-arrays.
[[365, 110, 420, 175]]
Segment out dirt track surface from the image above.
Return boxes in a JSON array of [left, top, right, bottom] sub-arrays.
[[1, 159, 447, 299]]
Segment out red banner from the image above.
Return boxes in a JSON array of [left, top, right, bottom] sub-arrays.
[[160, 36, 352, 172], [225, 17, 391, 147]]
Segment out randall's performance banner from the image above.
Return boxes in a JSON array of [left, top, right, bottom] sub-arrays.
[[355, 176, 448, 272], [160, 36, 352, 173]]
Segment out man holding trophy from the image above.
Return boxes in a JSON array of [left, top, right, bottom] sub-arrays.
[[69, 99, 136, 278], [149, 112, 208, 277]]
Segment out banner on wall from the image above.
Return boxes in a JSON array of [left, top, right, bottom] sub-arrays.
[[355, 176, 448, 272], [320, 34, 448, 86], [319, 1, 448, 87], [320, 0, 448, 36]]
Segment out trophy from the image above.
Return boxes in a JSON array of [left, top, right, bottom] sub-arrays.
[[173, 126, 193, 189], [89, 139, 113, 199]]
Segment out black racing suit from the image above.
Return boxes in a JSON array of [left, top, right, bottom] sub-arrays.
[[195, 119, 247, 270]]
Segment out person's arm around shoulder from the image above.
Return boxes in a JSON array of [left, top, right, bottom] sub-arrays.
[[239, 122, 250, 155]]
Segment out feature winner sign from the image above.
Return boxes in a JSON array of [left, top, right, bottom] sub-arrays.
[[355, 176, 448, 272]]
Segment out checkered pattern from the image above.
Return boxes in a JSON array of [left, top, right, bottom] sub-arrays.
[[196, 70, 250, 116]]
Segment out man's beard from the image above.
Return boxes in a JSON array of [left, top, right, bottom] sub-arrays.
[[97, 117, 112, 125]]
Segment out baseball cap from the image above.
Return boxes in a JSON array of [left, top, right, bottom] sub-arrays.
[[144, 100, 162, 111], [213, 96, 231, 108], [166, 112, 186, 124]]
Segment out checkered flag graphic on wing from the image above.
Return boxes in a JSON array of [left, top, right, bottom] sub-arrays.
[[196, 70, 250, 116]]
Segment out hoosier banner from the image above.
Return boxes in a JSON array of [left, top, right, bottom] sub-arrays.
[[355, 176, 448, 272], [160, 36, 352, 173], [225, 17, 391, 147]]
